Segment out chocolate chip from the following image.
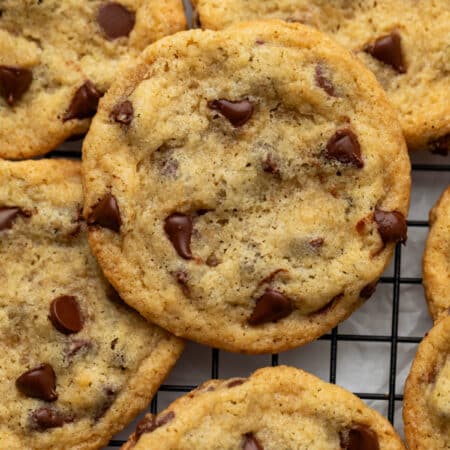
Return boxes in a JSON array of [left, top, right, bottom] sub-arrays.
[[325, 129, 363, 168], [111, 100, 133, 125], [374, 209, 407, 244], [0, 207, 30, 231], [49, 295, 83, 334], [97, 2, 135, 40], [208, 99, 254, 127], [310, 294, 342, 316], [66, 339, 92, 360], [429, 134, 450, 156], [248, 288, 293, 326], [173, 270, 190, 296], [206, 254, 220, 267], [88, 193, 122, 232], [164, 213, 193, 259], [63, 81, 102, 122], [135, 411, 175, 438], [258, 269, 287, 287], [315, 65, 335, 96], [340, 425, 380, 450], [0, 66, 32, 105], [29, 407, 68, 431], [360, 282, 378, 299], [262, 153, 280, 176], [227, 378, 247, 388], [243, 433, 264, 450], [365, 32, 406, 74], [95, 387, 117, 421], [16, 364, 57, 402], [309, 237, 324, 249]]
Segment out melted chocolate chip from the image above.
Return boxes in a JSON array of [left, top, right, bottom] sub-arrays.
[[164, 213, 193, 259], [173, 270, 190, 296], [429, 134, 450, 156], [374, 209, 407, 244], [315, 65, 336, 96], [0, 207, 30, 231], [95, 387, 117, 421], [111, 100, 133, 125], [63, 81, 102, 122], [135, 411, 175, 438], [365, 32, 406, 74], [66, 339, 92, 360], [325, 129, 363, 168], [16, 364, 57, 402], [208, 99, 254, 127], [97, 2, 135, 40], [360, 282, 378, 300], [30, 407, 68, 431], [248, 288, 293, 326], [227, 378, 247, 388], [49, 295, 83, 334], [309, 237, 324, 249], [243, 433, 264, 450], [0, 66, 32, 105], [311, 293, 342, 316], [262, 153, 280, 175], [340, 425, 380, 450], [88, 193, 122, 232]]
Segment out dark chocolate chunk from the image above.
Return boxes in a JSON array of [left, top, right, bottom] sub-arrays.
[[63, 81, 102, 122], [49, 295, 83, 334], [88, 193, 122, 232], [340, 425, 380, 450], [95, 387, 117, 421], [243, 433, 264, 450], [227, 378, 247, 388], [325, 129, 364, 168], [97, 2, 135, 40], [16, 364, 57, 402], [248, 288, 293, 326], [374, 209, 407, 244], [310, 293, 342, 316], [315, 65, 336, 96], [208, 99, 254, 127], [111, 100, 133, 125], [30, 407, 68, 431], [173, 270, 190, 296], [365, 32, 406, 74], [135, 411, 175, 438], [0, 207, 30, 231], [429, 134, 450, 156], [360, 282, 378, 300], [0, 66, 32, 105], [164, 213, 193, 259]]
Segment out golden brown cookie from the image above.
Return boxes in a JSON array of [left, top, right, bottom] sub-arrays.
[[0, 159, 183, 449], [0, 0, 186, 159]]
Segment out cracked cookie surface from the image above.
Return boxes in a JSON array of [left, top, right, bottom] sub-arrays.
[[423, 186, 450, 323], [0, 159, 183, 450], [404, 316, 450, 450], [83, 21, 410, 353], [121, 365, 405, 450], [0, 0, 186, 159], [191, 0, 450, 152]]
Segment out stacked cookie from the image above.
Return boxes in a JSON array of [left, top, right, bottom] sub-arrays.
[[1, 1, 449, 449]]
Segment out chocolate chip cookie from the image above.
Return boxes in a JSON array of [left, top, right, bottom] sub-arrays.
[[121, 365, 406, 449], [403, 316, 450, 450], [0, 159, 183, 449], [0, 0, 186, 159], [423, 186, 450, 323], [83, 21, 411, 354], [191, 0, 450, 152]]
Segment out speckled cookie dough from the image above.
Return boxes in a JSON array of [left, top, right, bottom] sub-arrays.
[[404, 316, 450, 450], [0, 159, 183, 450], [83, 21, 410, 354], [121, 365, 406, 450], [0, 0, 186, 159], [191, 0, 450, 152], [423, 186, 450, 323]]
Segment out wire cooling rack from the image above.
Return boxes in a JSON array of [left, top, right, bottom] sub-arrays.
[[46, 3, 450, 447]]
